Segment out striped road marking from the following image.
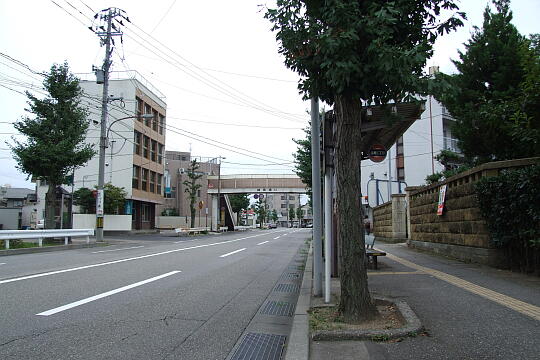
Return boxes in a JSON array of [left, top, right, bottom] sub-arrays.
[[36, 271, 181, 316], [220, 248, 246, 258], [91, 246, 144, 254], [257, 241, 269, 245], [386, 253, 540, 321]]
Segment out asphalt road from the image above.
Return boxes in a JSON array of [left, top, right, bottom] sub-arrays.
[[0, 228, 310, 360]]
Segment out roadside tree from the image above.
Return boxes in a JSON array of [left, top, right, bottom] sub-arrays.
[[183, 160, 203, 228], [10, 63, 95, 229], [266, 0, 464, 321], [229, 193, 250, 225]]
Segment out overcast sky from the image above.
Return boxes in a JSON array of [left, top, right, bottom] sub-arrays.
[[1, 0, 538, 189]]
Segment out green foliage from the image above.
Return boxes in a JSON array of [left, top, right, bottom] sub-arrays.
[[296, 205, 304, 221], [73, 187, 94, 213], [289, 206, 296, 221], [229, 193, 250, 214], [270, 209, 279, 223], [10, 62, 95, 227], [183, 160, 203, 228], [254, 197, 268, 228], [475, 164, 540, 274], [73, 184, 126, 214], [293, 124, 312, 197], [10, 62, 95, 184], [435, 0, 540, 163], [103, 183, 127, 214]]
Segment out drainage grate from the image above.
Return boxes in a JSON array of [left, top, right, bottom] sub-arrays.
[[281, 272, 300, 280], [274, 283, 300, 293], [260, 301, 295, 317], [230, 332, 286, 360]]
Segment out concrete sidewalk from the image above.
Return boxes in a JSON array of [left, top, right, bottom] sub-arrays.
[[295, 241, 540, 360]]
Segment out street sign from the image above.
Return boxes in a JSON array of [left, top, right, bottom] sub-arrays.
[[96, 189, 104, 217], [198, 201, 204, 209], [368, 144, 387, 162], [437, 185, 447, 216]]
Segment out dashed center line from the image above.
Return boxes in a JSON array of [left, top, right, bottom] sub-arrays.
[[273, 237, 280, 240], [91, 246, 144, 254], [220, 248, 246, 258], [36, 271, 181, 316], [386, 253, 540, 321], [257, 241, 269, 245]]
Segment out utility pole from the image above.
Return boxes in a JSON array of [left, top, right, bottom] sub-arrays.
[[311, 97, 323, 297], [216, 156, 225, 230], [92, 8, 129, 242]]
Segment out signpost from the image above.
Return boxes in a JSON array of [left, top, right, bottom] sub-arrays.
[[368, 144, 387, 163], [437, 185, 447, 216]]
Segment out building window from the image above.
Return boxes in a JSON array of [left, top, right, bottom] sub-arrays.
[[149, 171, 156, 193], [197, 189, 201, 197], [289, 195, 295, 200], [144, 104, 152, 127], [281, 204, 287, 208], [396, 136, 404, 156], [141, 168, 148, 191], [281, 195, 286, 200], [136, 97, 143, 121], [133, 131, 141, 155], [159, 115, 165, 135], [143, 136, 149, 159], [289, 204, 294, 209], [157, 174, 162, 195], [281, 211, 288, 216], [158, 144, 164, 164], [152, 110, 159, 131], [151, 140, 157, 162], [141, 204, 151, 222], [132, 166, 140, 189], [397, 168, 405, 180]]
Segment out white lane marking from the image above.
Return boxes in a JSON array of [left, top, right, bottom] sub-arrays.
[[258, 241, 269, 245], [0, 263, 5, 266], [0, 233, 267, 285], [174, 238, 201, 244], [219, 248, 246, 258], [273, 237, 280, 240], [91, 246, 144, 254], [36, 271, 180, 316]]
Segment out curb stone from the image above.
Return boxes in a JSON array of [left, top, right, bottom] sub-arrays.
[[284, 242, 312, 360], [311, 296, 423, 341]]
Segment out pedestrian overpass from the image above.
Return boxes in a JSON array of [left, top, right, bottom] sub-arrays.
[[206, 174, 307, 231]]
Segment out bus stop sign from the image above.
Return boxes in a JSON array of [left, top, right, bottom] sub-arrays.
[[368, 144, 387, 162]]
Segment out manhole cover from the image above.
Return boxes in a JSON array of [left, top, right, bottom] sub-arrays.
[[274, 283, 300, 293], [260, 301, 295, 317], [229, 332, 286, 360]]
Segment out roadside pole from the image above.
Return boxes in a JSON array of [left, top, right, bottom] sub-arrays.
[[311, 98, 323, 297]]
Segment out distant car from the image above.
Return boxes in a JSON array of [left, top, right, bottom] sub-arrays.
[[306, 223, 313, 228], [268, 223, 277, 229]]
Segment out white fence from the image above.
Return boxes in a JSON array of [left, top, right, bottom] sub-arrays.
[[73, 214, 132, 231], [0, 229, 94, 249]]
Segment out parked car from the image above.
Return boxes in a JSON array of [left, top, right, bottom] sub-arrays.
[[268, 223, 277, 229]]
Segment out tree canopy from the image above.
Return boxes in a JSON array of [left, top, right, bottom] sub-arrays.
[[436, 0, 540, 163], [183, 160, 203, 228]]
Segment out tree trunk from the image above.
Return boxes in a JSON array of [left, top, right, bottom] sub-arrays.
[[335, 94, 377, 322], [190, 201, 196, 228], [45, 183, 57, 229]]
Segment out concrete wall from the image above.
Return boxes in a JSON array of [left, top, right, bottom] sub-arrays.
[[0, 208, 21, 230], [407, 157, 539, 267], [156, 216, 212, 229], [73, 214, 132, 231]]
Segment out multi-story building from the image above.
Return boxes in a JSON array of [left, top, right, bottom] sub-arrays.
[[265, 193, 302, 225], [74, 73, 166, 230], [362, 98, 460, 207], [160, 151, 220, 221]]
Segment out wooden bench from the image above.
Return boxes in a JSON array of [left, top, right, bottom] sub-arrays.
[[364, 236, 386, 270]]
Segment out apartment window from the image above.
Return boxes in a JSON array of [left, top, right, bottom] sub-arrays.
[[151, 140, 157, 162], [132, 166, 140, 189], [141, 168, 148, 191], [289, 204, 294, 209], [159, 115, 165, 135], [197, 189, 201, 197], [289, 195, 295, 200], [157, 174, 162, 195], [158, 144, 164, 164], [133, 131, 141, 155], [152, 110, 159, 131], [281, 195, 286, 200], [396, 136, 404, 156], [141, 204, 151, 222], [281, 204, 287, 208], [143, 136, 150, 159], [149, 171, 156, 193], [144, 104, 152, 127], [136, 97, 143, 121]]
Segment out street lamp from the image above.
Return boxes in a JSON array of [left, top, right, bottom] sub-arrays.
[[95, 113, 153, 242]]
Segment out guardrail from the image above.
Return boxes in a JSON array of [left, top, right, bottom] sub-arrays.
[[0, 229, 95, 249]]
